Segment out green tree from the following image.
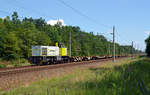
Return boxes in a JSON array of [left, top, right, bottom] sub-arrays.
[[0, 32, 20, 60], [145, 36, 150, 56], [12, 11, 20, 25], [0, 11, 138, 61]]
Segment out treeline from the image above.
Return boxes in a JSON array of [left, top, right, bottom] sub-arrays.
[[0, 12, 134, 61]]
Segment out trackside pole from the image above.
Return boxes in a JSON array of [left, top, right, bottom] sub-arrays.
[[113, 26, 115, 62]]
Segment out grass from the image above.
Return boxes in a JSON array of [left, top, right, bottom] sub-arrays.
[[0, 59, 30, 68], [0, 64, 7, 68], [10, 59, 29, 67], [1, 57, 150, 95]]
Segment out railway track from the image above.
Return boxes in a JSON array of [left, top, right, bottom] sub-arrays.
[[0, 56, 127, 77]]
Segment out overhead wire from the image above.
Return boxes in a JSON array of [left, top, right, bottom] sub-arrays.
[[56, 0, 112, 29], [1, 0, 131, 47], [5, 0, 112, 32]]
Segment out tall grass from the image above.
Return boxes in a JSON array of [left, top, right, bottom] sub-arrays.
[[0, 64, 7, 68], [10, 58, 29, 67], [0, 58, 29, 68], [1, 57, 150, 95]]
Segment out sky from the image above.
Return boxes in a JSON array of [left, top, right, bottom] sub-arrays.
[[0, 0, 149, 51]]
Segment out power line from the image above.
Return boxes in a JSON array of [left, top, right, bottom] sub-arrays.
[[4, 0, 110, 35], [56, 0, 111, 29], [0, 6, 128, 47], [13, 0, 113, 37], [2, 0, 131, 48], [5, 0, 112, 31]]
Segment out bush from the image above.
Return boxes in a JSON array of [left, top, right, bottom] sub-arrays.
[[0, 64, 7, 68], [10, 60, 19, 67], [20, 58, 26, 64], [10, 59, 27, 67]]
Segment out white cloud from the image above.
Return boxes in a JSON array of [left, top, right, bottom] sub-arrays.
[[145, 31, 150, 35], [47, 19, 66, 26]]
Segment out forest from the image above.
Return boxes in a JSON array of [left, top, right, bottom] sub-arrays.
[[0, 12, 135, 61]]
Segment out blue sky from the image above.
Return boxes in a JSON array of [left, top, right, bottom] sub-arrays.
[[0, 0, 149, 51]]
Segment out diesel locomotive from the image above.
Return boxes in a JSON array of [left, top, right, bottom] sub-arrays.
[[29, 43, 70, 65]]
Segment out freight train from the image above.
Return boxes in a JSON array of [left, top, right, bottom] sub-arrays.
[[29, 43, 124, 65]]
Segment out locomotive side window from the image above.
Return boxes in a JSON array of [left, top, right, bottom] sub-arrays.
[[42, 48, 47, 56]]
